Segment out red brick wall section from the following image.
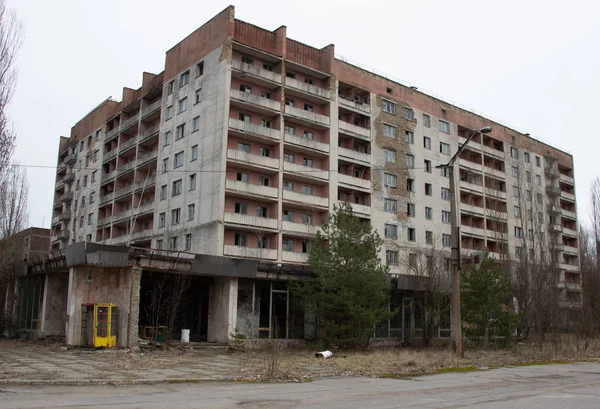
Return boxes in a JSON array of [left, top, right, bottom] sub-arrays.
[[286, 39, 329, 72], [70, 99, 120, 143], [333, 60, 573, 169], [164, 6, 234, 80], [234, 20, 280, 56]]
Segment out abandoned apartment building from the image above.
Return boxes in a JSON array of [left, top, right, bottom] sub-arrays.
[[3, 6, 579, 347]]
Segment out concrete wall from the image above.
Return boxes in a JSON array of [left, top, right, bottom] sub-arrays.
[[41, 273, 68, 336], [207, 276, 237, 342]]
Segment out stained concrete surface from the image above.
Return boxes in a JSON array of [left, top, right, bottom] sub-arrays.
[[2, 363, 600, 408]]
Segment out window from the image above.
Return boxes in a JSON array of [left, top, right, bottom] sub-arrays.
[[234, 233, 247, 247], [407, 228, 416, 242], [262, 91, 273, 100], [156, 239, 163, 249], [189, 174, 196, 191], [425, 183, 432, 196], [303, 131, 314, 140], [382, 99, 396, 114], [171, 208, 181, 225], [284, 153, 294, 163], [91, 171, 97, 183], [405, 108, 414, 121], [409, 253, 418, 268], [160, 185, 167, 200], [83, 175, 88, 187], [238, 143, 251, 153], [526, 171, 532, 183], [425, 160, 432, 173], [259, 176, 270, 186], [172, 179, 182, 196], [510, 147, 519, 159], [283, 239, 294, 252], [304, 103, 314, 112], [284, 181, 294, 191], [440, 142, 451, 155], [188, 204, 195, 221], [535, 174, 542, 185], [236, 172, 249, 183], [439, 120, 450, 134], [87, 213, 93, 225], [423, 114, 431, 128], [302, 185, 313, 195], [384, 173, 397, 187], [79, 216, 84, 228], [407, 203, 416, 217], [95, 130, 101, 141], [302, 213, 313, 225], [537, 193, 543, 204], [442, 210, 451, 224], [164, 131, 171, 146], [538, 212, 544, 224], [514, 226, 523, 238], [303, 157, 314, 168], [176, 124, 185, 140], [81, 196, 85, 207], [241, 55, 253, 64], [193, 88, 202, 104], [513, 186, 520, 198], [440, 167, 450, 177], [86, 234, 92, 242], [166, 105, 173, 120], [383, 123, 396, 138], [441, 187, 450, 201], [256, 206, 268, 218], [191, 145, 198, 161], [425, 206, 433, 220], [85, 156, 90, 167], [406, 154, 415, 169], [235, 202, 248, 215], [524, 152, 530, 163], [174, 151, 184, 168], [535, 156, 541, 167], [169, 236, 178, 250], [423, 136, 431, 150], [384, 148, 396, 163], [93, 150, 99, 162], [528, 229, 533, 240], [426, 231, 433, 245], [260, 147, 271, 157], [158, 212, 166, 227], [240, 84, 252, 94], [168, 80, 174, 95], [442, 234, 451, 247], [283, 210, 294, 222], [89, 191, 95, 204], [405, 131, 414, 144], [286, 72, 295, 79], [384, 198, 397, 213], [302, 241, 312, 254], [526, 190, 532, 201], [180, 71, 189, 87], [285, 98, 295, 107], [185, 234, 192, 251], [386, 250, 399, 265], [512, 166, 519, 177], [192, 116, 200, 132], [514, 206, 521, 217], [79, 140, 84, 152], [196, 61, 204, 77], [285, 126, 295, 135], [527, 209, 533, 220], [407, 178, 415, 192], [384, 224, 398, 239], [178, 97, 187, 113]]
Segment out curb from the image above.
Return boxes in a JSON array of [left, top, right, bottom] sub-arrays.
[[0, 378, 232, 386]]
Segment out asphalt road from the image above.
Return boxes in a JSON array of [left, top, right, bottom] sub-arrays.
[[2, 362, 600, 408]]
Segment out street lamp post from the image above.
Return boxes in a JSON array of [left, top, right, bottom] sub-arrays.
[[437, 126, 492, 357]]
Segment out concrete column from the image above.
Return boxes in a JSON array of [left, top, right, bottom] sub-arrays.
[[207, 276, 238, 343], [127, 266, 142, 348], [40, 273, 68, 337]]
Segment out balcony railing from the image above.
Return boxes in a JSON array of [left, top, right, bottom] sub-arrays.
[[481, 144, 505, 159], [281, 251, 309, 263], [560, 190, 575, 201], [119, 136, 138, 153], [459, 180, 484, 193], [337, 173, 372, 190], [59, 191, 73, 202], [557, 281, 582, 291], [548, 224, 563, 233], [99, 192, 114, 205], [120, 115, 139, 132], [136, 150, 158, 166], [281, 221, 320, 235], [284, 105, 330, 126], [228, 118, 280, 141], [284, 134, 329, 153], [283, 190, 328, 207], [338, 147, 370, 164], [283, 162, 329, 181], [140, 125, 160, 142], [130, 229, 153, 242], [101, 170, 116, 184], [561, 208, 577, 219], [225, 179, 278, 199], [141, 100, 161, 118], [230, 89, 281, 111], [547, 205, 561, 214], [226, 149, 279, 169], [63, 172, 75, 183], [559, 172, 575, 185], [461, 224, 486, 237], [223, 244, 277, 260], [113, 184, 134, 199], [103, 149, 118, 164], [112, 209, 133, 223], [460, 202, 485, 216], [134, 175, 157, 191], [545, 167, 559, 179], [106, 127, 120, 141], [58, 211, 72, 222], [559, 262, 579, 272], [65, 153, 77, 165], [483, 166, 505, 179], [338, 96, 371, 114], [338, 121, 370, 139], [57, 230, 70, 241], [562, 227, 578, 237], [564, 245, 579, 255], [285, 77, 330, 100], [346, 202, 371, 217], [224, 212, 278, 229], [484, 186, 507, 200], [231, 59, 282, 84], [546, 185, 560, 196]]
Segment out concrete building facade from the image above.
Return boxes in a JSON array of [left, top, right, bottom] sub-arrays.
[[46, 6, 580, 343]]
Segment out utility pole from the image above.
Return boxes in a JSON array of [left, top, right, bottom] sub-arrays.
[[437, 125, 491, 358]]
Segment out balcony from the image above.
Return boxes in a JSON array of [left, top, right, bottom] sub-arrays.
[[483, 166, 505, 179], [459, 160, 482, 174], [485, 187, 507, 200], [223, 244, 277, 260], [482, 145, 505, 159], [58, 211, 72, 222], [338, 121, 370, 139], [141, 100, 161, 119], [551, 243, 565, 252], [283, 190, 328, 208], [459, 181, 484, 194], [284, 134, 329, 153], [113, 184, 134, 199], [564, 245, 579, 255], [112, 209, 133, 223], [59, 191, 73, 202], [547, 205, 561, 215], [51, 216, 60, 226], [560, 263, 579, 273], [117, 160, 136, 175], [106, 127, 120, 141], [461, 225, 486, 238], [559, 172, 574, 185], [230, 89, 281, 112], [229, 118, 280, 141], [548, 224, 563, 233], [560, 190, 575, 202], [103, 149, 118, 164], [284, 162, 329, 181], [546, 185, 560, 196], [224, 212, 278, 230], [545, 167, 559, 179], [345, 202, 371, 217], [337, 173, 371, 190], [282, 221, 320, 236], [557, 281, 582, 291], [130, 229, 153, 242], [225, 179, 278, 199], [338, 147, 370, 165], [285, 77, 330, 100], [137, 150, 158, 166], [134, 175, 156, 191], [101, 170, 116, 184], [562, 226, 578, 237], [284, 105, 330, 126], [226, 149, 279, 169], [57, 230, 70, 241], [460, 203, 485, 216], [119, 137, 138, 154], [459, 137, 482, 152], [562, 208, 577, 219], [63, 171, 75, 184], [282, 251, 309, 263], [231, 59, 282, 84], [140, 125, 160, 142], [338, 96, 371, 115], [99, 192, 114, 205], [120, 115, 139, 132], [65, 153, 77, 165]]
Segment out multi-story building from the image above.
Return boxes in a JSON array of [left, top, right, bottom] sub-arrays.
[[48, 6, 580, 340]]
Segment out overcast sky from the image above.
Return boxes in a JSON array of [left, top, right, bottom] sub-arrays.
[[8, 0, 600, 229]]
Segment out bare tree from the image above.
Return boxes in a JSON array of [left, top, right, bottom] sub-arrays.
[[0, 163, 28, 238]]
